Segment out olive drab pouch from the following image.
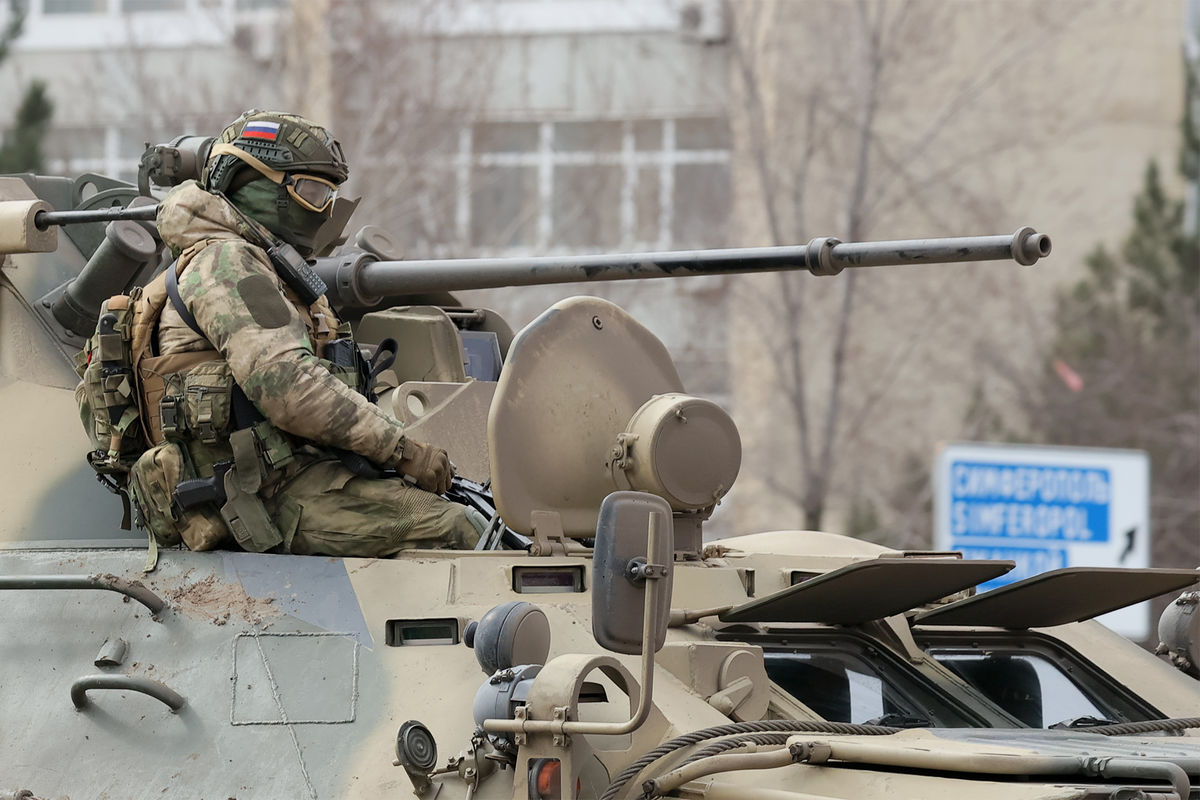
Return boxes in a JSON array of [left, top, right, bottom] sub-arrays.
[[138, 349, 221, 445], [320, 337, 366, 395], [182, 360, 235, 444], [321, 336, 396, 402], [72, 266, 204, 539], [75, 295, 147, 476], [220, 428, 286, 553], [129, 441, 229, 552]]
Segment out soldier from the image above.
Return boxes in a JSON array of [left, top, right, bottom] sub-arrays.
[[148, 109, 483, 556]]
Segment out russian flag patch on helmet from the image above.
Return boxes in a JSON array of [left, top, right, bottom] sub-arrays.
[[241, 121, 281, 141]]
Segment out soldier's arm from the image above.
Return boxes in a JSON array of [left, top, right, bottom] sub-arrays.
[[180, 240, 404, 465]]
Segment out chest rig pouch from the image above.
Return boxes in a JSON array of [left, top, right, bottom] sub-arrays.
[[151, 257, 307, 554], [74, 293, 147, 530], [72, 260, 240, 560], [154, 250, 386, 554]]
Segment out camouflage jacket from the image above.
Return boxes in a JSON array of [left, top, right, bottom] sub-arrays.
[[154, 181, 405, 466]]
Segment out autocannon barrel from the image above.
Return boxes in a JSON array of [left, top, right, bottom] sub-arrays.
[[319, 226, 1050, 308], [35, 204, 159, 228]]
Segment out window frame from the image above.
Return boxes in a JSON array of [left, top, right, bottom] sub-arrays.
[[719, 628, 1004, 728], [915, 629, 1165, 727], [457, 117, 731, 254]]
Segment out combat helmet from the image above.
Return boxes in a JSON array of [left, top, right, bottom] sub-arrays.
[[201, 109, 349, 210]]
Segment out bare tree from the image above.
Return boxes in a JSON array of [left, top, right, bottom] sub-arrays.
[[312, 0, 503, 253], [52, 0, 496, 232], [54, 5, 294, 177], [726, 0, 1119, 541], [973, 148, 1199, 572]]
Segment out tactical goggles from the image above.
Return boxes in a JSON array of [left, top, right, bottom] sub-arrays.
[[210, 142, 340, 213]]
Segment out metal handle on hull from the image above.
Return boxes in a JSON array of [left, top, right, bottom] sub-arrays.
[[70, 674, 186, 713], [0, 574, 167, 616]]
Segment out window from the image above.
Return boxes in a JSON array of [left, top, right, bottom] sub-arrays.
[[43, 118, 221, 185], [932, 652, 1105, 727], [672, 164, 729, 248], [43, 0, 107, 12], [764, 652, 890, 723], [37, 114, 733, 257], [728, 631, 992, 728], [919, 632, 1164, 728], [462, 117, 731, 253], [553, 165, 622, 247], [470, 165, 538, 249], [119, 0, 186, 11], [474, 121, 539, 153], [675, 116, 730, 149], [43, 126, 109, 178]]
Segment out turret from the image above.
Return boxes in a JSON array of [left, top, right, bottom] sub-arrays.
[[0, 176, 1053, 553]]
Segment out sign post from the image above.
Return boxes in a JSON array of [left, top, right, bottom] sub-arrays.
[[934, 442, 1151, 639]]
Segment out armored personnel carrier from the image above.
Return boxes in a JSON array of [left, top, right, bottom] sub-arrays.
[[0, 144, 1197, 800]]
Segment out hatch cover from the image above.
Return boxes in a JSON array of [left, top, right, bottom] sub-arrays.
[[915, 567, 1200, 628], [719, 558, 1014, 625]]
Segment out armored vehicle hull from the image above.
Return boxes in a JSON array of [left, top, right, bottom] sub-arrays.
[[1, 170, 1197, 800]]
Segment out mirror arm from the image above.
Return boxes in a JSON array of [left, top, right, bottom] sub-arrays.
[[483, 513, 665, 738]]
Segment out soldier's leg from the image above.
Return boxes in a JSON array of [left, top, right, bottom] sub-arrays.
[[273, 460, 483, 557]]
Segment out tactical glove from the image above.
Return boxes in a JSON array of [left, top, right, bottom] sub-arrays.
[[396, 438, 454, 495]]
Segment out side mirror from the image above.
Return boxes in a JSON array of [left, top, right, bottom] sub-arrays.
[[479, 491, 674, 746], [592, 491, 674, 655]]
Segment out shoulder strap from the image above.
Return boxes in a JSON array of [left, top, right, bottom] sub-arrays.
[[130, 238, 210, 364], [164, 258, 206, 339], [160, 257, 261, 429]]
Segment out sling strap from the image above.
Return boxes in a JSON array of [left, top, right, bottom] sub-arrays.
[[164, 258, 205, 339]]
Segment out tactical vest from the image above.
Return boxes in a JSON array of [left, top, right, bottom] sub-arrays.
[[75, 240, 372, 564]]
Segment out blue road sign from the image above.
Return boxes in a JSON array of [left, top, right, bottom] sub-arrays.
[[934, 443, 1150, 637]]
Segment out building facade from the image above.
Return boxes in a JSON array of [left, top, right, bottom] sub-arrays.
[[1, 0, 1192, 543]]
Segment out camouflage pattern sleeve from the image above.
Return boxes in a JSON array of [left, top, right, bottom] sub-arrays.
[[178, 239, 405, 465]]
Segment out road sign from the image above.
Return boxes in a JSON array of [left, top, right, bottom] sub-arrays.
[[934, 442, 1151, 639]]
